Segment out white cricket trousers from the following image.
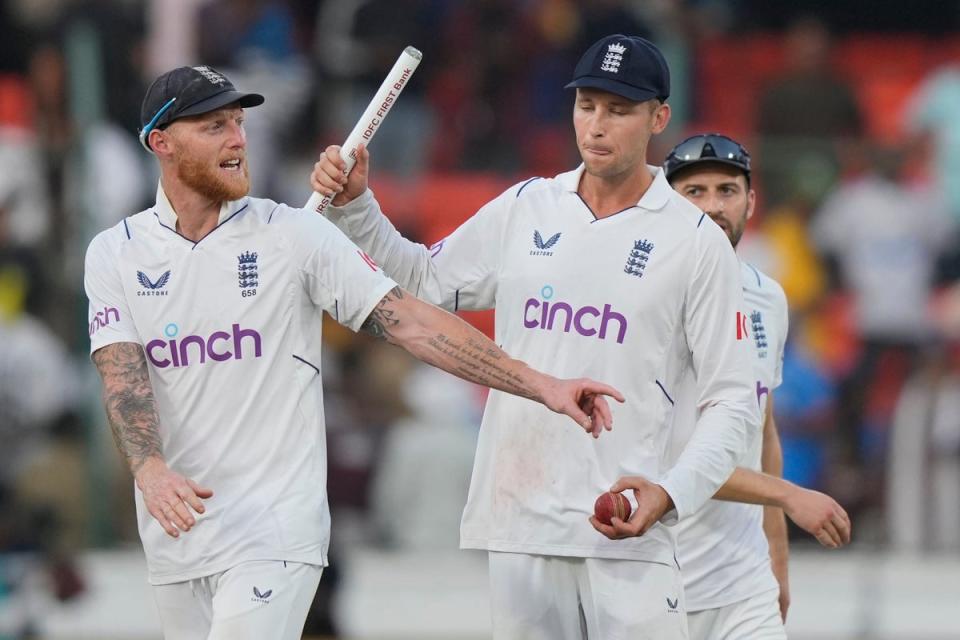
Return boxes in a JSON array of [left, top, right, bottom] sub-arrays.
[[152, 560, 322, 640], [488, 551, 688, 640], [687, 587, 786, 640]]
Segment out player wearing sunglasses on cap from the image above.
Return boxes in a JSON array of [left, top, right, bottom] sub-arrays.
[[313, 37, 761, 639], [658, 133, 851, 639]]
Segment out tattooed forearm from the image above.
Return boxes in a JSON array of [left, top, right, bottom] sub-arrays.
[[364, 288, 545, 402], [92, 343, 163, 475], [428, 334, 537, 400], [361, 286, 403, 339]]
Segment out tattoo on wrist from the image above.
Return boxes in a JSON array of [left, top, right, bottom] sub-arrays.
[[361, 286, 403, 339], [93, 343, 163, 474]]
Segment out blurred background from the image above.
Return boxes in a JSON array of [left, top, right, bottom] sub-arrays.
[[1, 0, 959, 638]]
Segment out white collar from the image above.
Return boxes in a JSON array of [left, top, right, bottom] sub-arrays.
[[154, 180, 248, 229], [555, 164, 673, 211]]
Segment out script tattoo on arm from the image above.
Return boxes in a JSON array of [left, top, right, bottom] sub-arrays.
[[427, 333, 537, 400], [360, 286, 403, 339], [92, 342, 163, 475], [359, 286, 542, 402]]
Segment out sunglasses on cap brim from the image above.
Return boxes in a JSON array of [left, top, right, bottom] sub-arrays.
[[667, 134, 751, 172], [138, 97, 177, 151]]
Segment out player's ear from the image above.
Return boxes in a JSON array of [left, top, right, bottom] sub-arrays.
[[651, 101, 671, 134], [746, 186, 757, 222], [149, 128, 173, 157]]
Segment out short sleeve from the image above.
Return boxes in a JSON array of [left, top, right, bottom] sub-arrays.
[[85, 228, 141, 354], [285, 207, 398, 331]]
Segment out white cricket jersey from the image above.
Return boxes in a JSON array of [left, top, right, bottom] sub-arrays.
[[327, 165, 759, 565], [85, 184, 396, 584], [669, 260, 789, 611]]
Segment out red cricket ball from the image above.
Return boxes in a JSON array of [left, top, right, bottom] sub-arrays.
[[594, 491, 632, 525]]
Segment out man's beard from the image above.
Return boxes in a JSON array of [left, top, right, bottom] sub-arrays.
[[714, 207, 748, 249], [175, 149, 250, 202], [728, 212, 747, 248]]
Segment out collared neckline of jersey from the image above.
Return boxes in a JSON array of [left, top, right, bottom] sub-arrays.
[[152, 181, 249, 244], [557, 163, 673, 213]]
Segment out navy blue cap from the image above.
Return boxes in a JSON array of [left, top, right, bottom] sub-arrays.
[[139, 66, 264, 151], [565, 34, 670, 102]]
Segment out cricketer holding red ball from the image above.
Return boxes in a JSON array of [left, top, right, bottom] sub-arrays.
[[313, 35, 759, 639]]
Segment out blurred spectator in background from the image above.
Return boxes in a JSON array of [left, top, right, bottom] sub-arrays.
[[327, 338, 415, 519], [30, 34, 149, 238], [575, 0, 652, 48], [0, 189, 80, 492], [772, 338, 841, 506], [25, 40, 71, 255], [145, 0, 207, 74], [811, 142, 955, 494], [756, 16, 863, 209], [905, 62, 960, 283], [196, 0, 299, 69], [0, 252, 86, 622], [519, 1, 655, 175], [0, 108, 52, 254], [519, 0, 584, 176], [425, 0, 530, 172], [196, 0, 313, 197], [25, 35, 148, 348], [62, 0, 146, 132], [370, 363, 481, 551], [737, 193, 830, 316], [888, 345, 960, 552], [314, 0, 436, 177], [0, 260, 78, 490]]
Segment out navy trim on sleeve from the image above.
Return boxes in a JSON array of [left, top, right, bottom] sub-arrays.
[[292, 354, 320, 376], [697, 213, 706, 228], [123, 218, 132, 239]]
